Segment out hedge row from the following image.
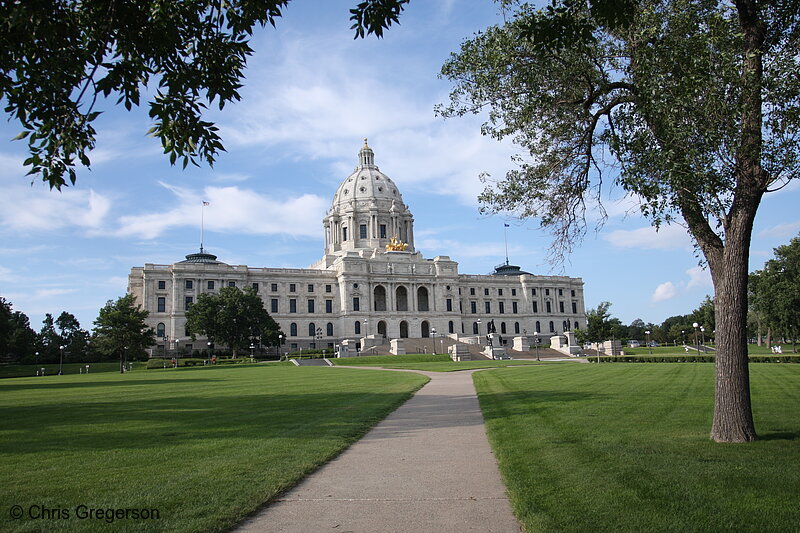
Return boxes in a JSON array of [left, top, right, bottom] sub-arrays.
[[587, 355, 800, 363], [146, 357, 255, 369]]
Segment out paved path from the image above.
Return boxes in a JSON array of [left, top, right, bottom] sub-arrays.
[[236, 368, 521, 532]]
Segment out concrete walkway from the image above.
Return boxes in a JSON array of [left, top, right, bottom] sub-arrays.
[[236, 368, 521, 532]]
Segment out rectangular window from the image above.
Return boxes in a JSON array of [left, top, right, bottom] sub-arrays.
[[470, 288, 476, 296], [572, 302, 578, 314], [380, 224, 387, 238], [498, 288, 503, 296], [289, 283, 296, 292], [499, 302, 505, 314], [343, 227, 348, 241], [532, 288, 537, 296], [157, 297, 165, 313], [353, 297, 360, 311], [289, 299, 297, 313], [512, 301, 518, 314], [185, 296, 193, 310], [559, 301, 565, 313], [252, 282, 259, 291], [360, 224, 367, 239], [228, 281, 236, 287], [158, 280, 166, 290], [446, 298, 453, 312], [470, 301, 477, 314], [546, 301, 552, 313], [308, 299, 315, 313], [271, 299, 278, 313], [207, 280, 215, 290], [558, 288, 563, 296], [545, 288, 550, 296], [533, 301, 538, 313], [307, 284, 314, 292], [511, 288, 516, 296], [484, 288, 489, 296], [325, 300, 333, 313], [325, 284, 332, 293], [185, 279, 193, 290], [485, 301, 491, 313], [571, 289, 576, 297], [271, 283, 278, 292]]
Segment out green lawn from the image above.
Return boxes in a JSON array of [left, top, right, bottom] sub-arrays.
[[621, 343, 794, 356], [0, 365, 427, 532], [474, 363, 800, 532], [331, 353, 551, 371]]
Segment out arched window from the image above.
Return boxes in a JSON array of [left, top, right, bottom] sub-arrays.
[[536, 321, 541, 333], [574, 321, 580, 330], [563, 320, 569, 332], [421, 321, 430, 338], [549, 320, 555, 333], [377, 320, 387, 337], [327, 322, 334, 336], [396, 286, 408, 311], [448, 320, 454, 334], [500, 322, 507, 334], [290, 323, 298, 336], [514, 322, 520, 334], [417, 287, 429, 312], [473, 322, 479, 334], [156, 323, 165, 337], [399, 321, 409, 338], [374, 285, 387, 311], [355, 321, 361, 335], [309, 322, 316, 337]]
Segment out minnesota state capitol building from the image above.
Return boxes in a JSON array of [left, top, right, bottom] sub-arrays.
[[129, 141, 587, 356]]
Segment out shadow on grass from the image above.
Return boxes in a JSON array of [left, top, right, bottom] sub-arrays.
[[477, 390, 605, 420], [0, 378, 220, 392], [759, 431, 799, 441]]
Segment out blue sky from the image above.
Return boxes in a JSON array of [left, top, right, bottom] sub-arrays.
[[0, 0, 797, 332]]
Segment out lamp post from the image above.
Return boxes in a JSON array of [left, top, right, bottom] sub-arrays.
[[645, 331, 652, 355], [700, 326, 706, 353], [477, 318, 482, 334], [58, 345, 65, 375], [693, 322, 699, 353], [533, 331, 540, 361], [431, 327, 436, 354], [250, 342, 255, 359], [681, 330, 685, 346], [278, 334, 283, 359], [316, 327, 323, 356]]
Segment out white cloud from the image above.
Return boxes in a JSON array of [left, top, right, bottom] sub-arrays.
[[114, 182, 326, 239], [758, 220, 800, 239], [651, 281, 677, 302], [605, 224, 693, 250], [686, 265, 712, 288]]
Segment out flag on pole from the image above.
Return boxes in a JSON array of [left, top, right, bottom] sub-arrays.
[[202, 201, 210, 206]]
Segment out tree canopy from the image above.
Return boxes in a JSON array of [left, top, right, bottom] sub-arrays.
[[439, 0, 800, 442], [750, 233, 800, 350], [92, 294, 155, 371], [1, 0, 409, 189], [185, 286, 282, 356]]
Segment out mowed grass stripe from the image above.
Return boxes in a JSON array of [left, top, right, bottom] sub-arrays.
[[0, 365, 427, 533], [473, 363, 800, 533]]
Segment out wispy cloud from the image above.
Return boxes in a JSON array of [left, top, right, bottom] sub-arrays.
[[605, 224, 693, 250], [114, 182, 326, 239], [686, 265, 712, 288], [757, 220, 800, 239]]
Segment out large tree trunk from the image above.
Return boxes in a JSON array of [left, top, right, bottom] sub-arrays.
[[709, 226, 757, 442]]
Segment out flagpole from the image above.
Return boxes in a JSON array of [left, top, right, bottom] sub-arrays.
[[504, 223, 509, 265], [200, 202, 205, 253]]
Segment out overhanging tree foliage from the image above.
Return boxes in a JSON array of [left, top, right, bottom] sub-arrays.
[[439, 0, 800, 442], [0, 0, 409, 189], [185, 286, 282, 357]]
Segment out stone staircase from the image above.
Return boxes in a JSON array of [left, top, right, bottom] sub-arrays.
[[342, 337, 569, 360]]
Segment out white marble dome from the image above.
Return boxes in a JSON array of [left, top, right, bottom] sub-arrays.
[[330, 139, 405, 209]]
